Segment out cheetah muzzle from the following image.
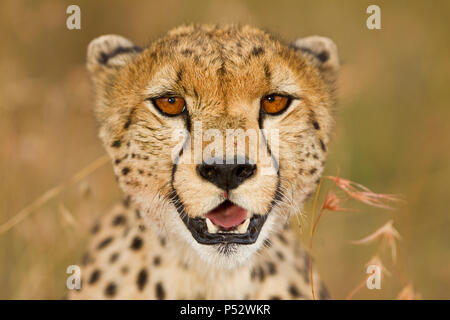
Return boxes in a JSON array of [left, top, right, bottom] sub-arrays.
[[171, 159, 275, 245]]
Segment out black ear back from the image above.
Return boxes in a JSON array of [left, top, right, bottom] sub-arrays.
[[87, 35, 142, 74], [290, 36, 340, 74], [96, 44, 142, 66]]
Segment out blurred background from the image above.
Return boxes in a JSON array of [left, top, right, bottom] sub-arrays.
[[0, 0, 449, 299]]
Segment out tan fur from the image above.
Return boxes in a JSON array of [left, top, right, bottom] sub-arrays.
[[69, 24, 339, 300]]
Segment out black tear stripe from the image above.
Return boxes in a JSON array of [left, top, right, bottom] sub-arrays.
[[257, 109, 280, 176], [98, 45, 143, 65], [257, 109, 282, 213], [169, 106, 192, 219], [172, 110, 191, 164]]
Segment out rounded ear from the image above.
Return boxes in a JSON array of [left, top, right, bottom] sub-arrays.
[[290, 36, 339, 82], [87, 34, 142, 76]]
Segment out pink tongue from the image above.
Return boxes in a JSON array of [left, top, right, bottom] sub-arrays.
[[206, 202, 247, 230]]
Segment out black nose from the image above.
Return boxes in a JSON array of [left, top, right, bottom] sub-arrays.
[[196, 162, 257, 191]]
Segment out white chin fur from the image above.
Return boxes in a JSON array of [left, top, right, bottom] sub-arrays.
[[131, 188, 299, 272]]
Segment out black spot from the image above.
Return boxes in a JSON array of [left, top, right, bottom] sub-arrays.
[[176, 69, 183, 83], [114, 159, 121, 165], [263, 239, 272, 248], [277, 234, 288, 244], [289, 284, 302, 298], [137, 268, 148, 291], [181, 48, 193, 56], [97, 236, 113, 250], [319, 283, 331, 300], [91, 223, 100, 234], [159, 237, 166, 247], [251, 46, 264, 57], [109, 252, 119, 263], [155, 282, 165, 299], [122, 167, 130, 175], [81, 252, 92, 265], [121, 266, 129, 275], [112, 214, 126, 226], [319, 139, 327, 152], [266, 262, 277, 275], [317, 50, 329, 63], [124, 119, 131, 129], [250, 268, 257, 280], [258, 266, 266, 282], [111, 140, 121, 148], [295, 264, 304, 275], [153, 256, 161, 266], [264, 63, 271, 80], [89, 269, 101, 284], [276, 251, 284, 260], [313, 121, 320, 130], [123, 196, 131, 208], [130, 236, 143, 250], [104, 282, 117, 298], [310, 168, 317, 175], [216, 63, 226, 77]]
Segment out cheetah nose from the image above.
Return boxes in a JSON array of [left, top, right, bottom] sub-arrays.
[[196, 162, 256, 191]]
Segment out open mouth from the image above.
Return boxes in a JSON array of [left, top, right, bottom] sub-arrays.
[[180, 200, 267, 245]]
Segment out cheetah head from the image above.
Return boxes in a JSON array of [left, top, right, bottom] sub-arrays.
[[87, 25, 339, 269]]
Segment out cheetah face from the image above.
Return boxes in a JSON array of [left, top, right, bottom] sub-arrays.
[[87, 25, 339, 269]]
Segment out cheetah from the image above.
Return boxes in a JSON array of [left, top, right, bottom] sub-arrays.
[[69, 24, 339, 300]]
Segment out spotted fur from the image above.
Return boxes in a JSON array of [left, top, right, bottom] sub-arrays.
[[69, 24, 339, 300]]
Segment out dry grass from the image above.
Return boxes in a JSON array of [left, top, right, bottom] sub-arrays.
[[307, 176, 404, 300], [1, 0, 450, 299]]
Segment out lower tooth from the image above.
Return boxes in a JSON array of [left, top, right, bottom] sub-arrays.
[[206, 218, 219, 233], [237, 218, 250, 234]]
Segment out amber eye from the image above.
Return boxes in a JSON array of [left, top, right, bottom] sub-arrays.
[[261, 94, 291, 114], [153, 97, 186, 116]]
